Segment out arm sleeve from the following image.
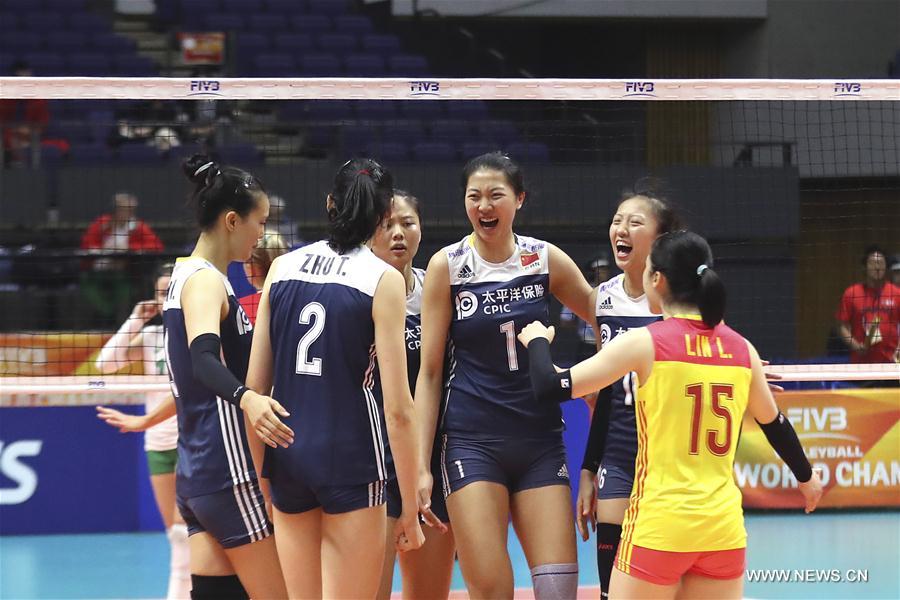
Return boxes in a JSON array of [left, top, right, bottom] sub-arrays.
[[757, 412, 813, 483], [581, 386, 612, 472], [526, 337, 574, 404], [189, 333, 249, 407]]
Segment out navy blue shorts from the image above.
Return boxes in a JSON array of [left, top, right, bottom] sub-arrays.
[[385, 466, 450, 523], [596, 463, 634, 500], [442, 433, 570, 496], [271, 477, 387, 515], [177, 482, 272, 549]]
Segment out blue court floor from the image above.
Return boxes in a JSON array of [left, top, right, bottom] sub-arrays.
[[1, 512, 898, 599]]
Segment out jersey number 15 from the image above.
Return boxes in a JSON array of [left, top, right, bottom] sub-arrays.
[[685, 383, 734, 456]]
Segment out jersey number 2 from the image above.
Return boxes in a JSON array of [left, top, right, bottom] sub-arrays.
[[685, 383, 734, 456], [296, 302, 325, 376]]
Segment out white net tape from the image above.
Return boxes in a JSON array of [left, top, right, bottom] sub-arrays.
[[2, 77, 899, 101]]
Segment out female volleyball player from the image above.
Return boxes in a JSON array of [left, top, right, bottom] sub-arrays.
[[519, 230, 824, 599], [578, 185, 682, 598], [238, 231, 287, 325], [244, 159, 425, 599], [370, 190, 454, 600], [95, 262, 189, 600], [415, 152, 595, 599], [162, 154, 288, 600]]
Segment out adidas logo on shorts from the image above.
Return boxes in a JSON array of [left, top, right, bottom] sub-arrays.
[[558, 464, 569, 479], [457, 264, 475, 279], [598, 297, 613, 310]]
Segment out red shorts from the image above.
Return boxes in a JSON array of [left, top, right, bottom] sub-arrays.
[[616, 544, 746, 586]]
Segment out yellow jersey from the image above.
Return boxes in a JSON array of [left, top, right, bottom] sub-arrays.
[[618, 315, 752, 560]]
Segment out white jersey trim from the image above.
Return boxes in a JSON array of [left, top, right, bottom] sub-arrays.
[[445, 234, 550, 286], [272, 240, 389, 298]]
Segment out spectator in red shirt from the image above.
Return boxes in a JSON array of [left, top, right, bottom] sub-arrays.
[[0, 61, 50, 166], [836, 245, 900, 365], [80, 192, 164, 327]]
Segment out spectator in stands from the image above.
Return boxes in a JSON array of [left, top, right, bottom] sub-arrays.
[[836, 245, 900, 366], [0, 61, 50, 166], [238, 231, 288, 324], [559, 252, 611, 362], [891, 254, 900, 287], [265, 195, 301, 245], [80, 192, 164, 327]]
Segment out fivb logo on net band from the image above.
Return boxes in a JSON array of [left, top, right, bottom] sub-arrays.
[[833, 82, 862, 97], [455, 290, 478, 320], [623, 81, 657, 98], [409, 81, 440, 97], [188, 80, 223, 97]]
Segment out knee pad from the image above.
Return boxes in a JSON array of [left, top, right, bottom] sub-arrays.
[[190, 575, 248, 600], [531, 563, 578, 600]]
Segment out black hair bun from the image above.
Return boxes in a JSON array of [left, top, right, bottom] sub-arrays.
[[182, 154, 218, 187]]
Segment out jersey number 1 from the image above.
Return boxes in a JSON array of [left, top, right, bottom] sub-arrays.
[[296, 302, 325, 376], [500, 320, 519, 371], [685, 383, 734, 456]]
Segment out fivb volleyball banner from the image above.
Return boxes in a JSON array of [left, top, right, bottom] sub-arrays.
[[736, 389, 900, 509]]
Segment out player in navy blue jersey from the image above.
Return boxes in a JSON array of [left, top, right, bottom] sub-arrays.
[[162, 155, 288, 600], [577, 183, 683, 599], [244, 159, 426, 599], [415, 152, 596, 599], [371, 190, 455, 600]]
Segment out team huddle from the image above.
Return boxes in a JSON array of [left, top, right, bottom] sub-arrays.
[[99, 151, 823, 600]]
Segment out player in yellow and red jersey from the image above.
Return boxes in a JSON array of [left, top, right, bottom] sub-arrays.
[[518, 230, 823, 599]]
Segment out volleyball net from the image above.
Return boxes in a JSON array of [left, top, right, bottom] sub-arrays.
[[0, 77, 898, 401]]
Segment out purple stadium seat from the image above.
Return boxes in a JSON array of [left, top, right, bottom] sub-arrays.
[[268, 0, 308, 14], [222, 0, 263, 12], [334, 15, 374, 35], [118, 143, 164, 163], [431, 119, 475, 144], [299, 53, 341, 76], [23, 52, 66, 75], [361, 33, 401, 54], [68, 13, 110, 33], [0, 52, 14, 73], [218, 143, 263, 165], [4, 0, 33, 12], [340, 123, 379, 155], [0, 13, 19, 32], [204, 14, 243, 31], [399, 101, 443, 120], [317, 33, 356, 55], [305, 124, 334, 149], [23, 12, 65, 31], [291, 14, 331, 34], [68, 52, 113, 76], [384, 119, 426, 145], [506, 141, 550, 162], [3, 33, 43, 52], [306, 99, 352, 120], [389, 54, 430, 76], [308, 0, 349, 16], [344, 54, 386, 77], [250, 14, 289, 32], [46, 32, 88, 52], [45, 0, 88, 10], [478, 119, 520, 145], [366, 141, 409, 163], [115, 55, 157, 76], [253, 53, 298, 77], [273, 33, 314, 52], [447, 100, 489, 120], [354, 100, 397, 120], [236, 32, 270, 52], [69, 143, 114, 164], [412, 141, 456, 162], [460, 141, 500, 160], [93, 34, 137, 53]]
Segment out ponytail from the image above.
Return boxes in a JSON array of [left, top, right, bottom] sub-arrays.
[[328, 158, 393, 254], [650, 231, 726, 327]]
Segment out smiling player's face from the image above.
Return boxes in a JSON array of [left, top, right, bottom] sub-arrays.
[[464, 169, 523, 244], [609, 196, 660, 276]]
